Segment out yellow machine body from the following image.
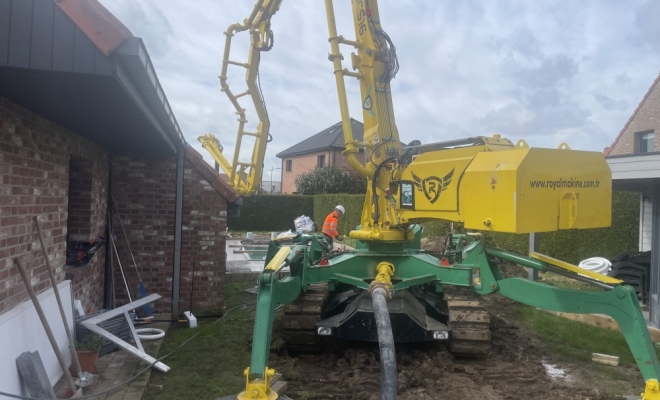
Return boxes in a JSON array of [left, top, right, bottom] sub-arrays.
[[398, 140, 612, 233]]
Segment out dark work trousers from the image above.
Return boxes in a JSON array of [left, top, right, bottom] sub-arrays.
[[323, 233, 334, 248]]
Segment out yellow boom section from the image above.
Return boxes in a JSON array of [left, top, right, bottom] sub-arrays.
[[198, 0, 282, 196]]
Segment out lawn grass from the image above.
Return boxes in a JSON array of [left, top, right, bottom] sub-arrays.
[[516, 304, 660, 364], [142, 282, 257, 400]]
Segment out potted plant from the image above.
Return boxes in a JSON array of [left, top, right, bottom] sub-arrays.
[[74, 334, 104, 375]]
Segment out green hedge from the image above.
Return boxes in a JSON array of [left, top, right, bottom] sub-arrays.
[[227, 195, 314, 232], [230, 191, 640, 264], [486, 191, 640, 264], [312, 194, 364, 235], [310, 191, 641, 264], [424, 192, 639, 264]]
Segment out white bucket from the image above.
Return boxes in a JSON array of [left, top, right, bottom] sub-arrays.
[[271, 232, 277, 240], [246, 232, 254, 240]]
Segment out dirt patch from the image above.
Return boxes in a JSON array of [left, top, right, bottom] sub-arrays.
[[271, 292, 639, 399], [421, 236, 446, 253]]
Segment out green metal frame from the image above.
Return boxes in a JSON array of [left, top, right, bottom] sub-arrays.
[[246, 230, 660, 388]]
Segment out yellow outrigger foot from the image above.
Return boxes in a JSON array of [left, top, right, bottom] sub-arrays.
[[237, 368, 278, 400], [643, 379, 660, 400]]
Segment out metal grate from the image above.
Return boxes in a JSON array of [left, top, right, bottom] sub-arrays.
[[75, 310, 134, 356]]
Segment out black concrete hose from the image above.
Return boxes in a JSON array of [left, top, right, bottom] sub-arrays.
[[371, 287, 397, 400]]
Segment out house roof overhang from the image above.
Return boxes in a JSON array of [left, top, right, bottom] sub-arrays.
[[0, 0, 185, 155], [606, 152, 660, 191]]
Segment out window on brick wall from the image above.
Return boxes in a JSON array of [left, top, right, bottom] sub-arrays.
[[286, 159, 292, 172], [67, 156, 93, 241], [638, 130, 655, 153], [317, 155, 325, 168]]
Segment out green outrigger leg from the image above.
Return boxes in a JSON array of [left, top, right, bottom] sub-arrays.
[[498, 278, 659, 380]]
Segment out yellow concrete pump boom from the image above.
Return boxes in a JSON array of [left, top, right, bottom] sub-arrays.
[[200, 0, 612, 235], [198, 0, 283, 196]]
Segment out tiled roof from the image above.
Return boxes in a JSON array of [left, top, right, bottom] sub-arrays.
[[54, 0, 133, 57], [276, 118, 364, 158]]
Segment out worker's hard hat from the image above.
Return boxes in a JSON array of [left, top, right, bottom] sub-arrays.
[[335, 205, 345, 214]]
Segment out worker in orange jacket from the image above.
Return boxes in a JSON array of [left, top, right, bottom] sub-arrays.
[[322, 205, 345, 247]]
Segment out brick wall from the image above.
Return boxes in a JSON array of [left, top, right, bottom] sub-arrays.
[[280, 149, 366, 193], [181, 163, 227, 315], [111, 155, 227, 315], [111, 156, 176, 313], [0, 96, 228, 318], [609, 76, 660, 156], [0, 96, 108, 315]]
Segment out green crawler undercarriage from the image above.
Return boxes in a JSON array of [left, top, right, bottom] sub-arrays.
[[244, 227, 660, 399]]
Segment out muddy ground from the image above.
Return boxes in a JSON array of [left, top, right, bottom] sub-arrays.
[[266, 237, 644, 399], [271, 292, 642, 399]]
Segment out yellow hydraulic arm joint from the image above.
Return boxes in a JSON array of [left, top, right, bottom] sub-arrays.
[[644, 379, 660, 400], [237, 367, 277, 400], [369, 261, 395, 297]]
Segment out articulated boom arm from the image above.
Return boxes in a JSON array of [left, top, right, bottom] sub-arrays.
[[198, 0, 282, 196]]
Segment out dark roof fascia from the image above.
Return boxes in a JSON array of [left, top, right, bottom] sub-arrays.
[[276, 119, 364, 158], [605, 151, 660, 160], [114, 37, 185, 151]]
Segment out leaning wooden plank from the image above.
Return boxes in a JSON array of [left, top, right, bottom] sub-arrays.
[[592, 353, 620, 366]]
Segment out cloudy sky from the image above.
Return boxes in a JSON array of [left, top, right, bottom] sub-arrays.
[[99, 0, 660, 181]]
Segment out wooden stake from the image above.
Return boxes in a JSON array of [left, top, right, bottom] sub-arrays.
[[33, 216, 83, 377]]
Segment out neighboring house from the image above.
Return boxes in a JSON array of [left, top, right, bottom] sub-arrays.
[[277, 119, 365, 193], [0, 0, 237, 393], [261, 181, 281, 194], [604, 72, 660, 326]]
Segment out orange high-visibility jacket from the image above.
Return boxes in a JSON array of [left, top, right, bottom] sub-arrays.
[[322, 211, 340, 238]]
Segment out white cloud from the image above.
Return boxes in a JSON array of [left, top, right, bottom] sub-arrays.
[[99, 0, 660, 180]]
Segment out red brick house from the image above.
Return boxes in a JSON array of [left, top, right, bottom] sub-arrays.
[[605, 71, 660, 326], [277, 119, 365, 193], [0, 0, 237, 392]]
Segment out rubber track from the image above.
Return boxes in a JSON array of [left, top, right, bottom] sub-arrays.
[[280, 283, 329, 352], [444, 287, 491, 357]]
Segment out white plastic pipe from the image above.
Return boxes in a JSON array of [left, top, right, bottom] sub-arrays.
[[578, 257, 611, 275]]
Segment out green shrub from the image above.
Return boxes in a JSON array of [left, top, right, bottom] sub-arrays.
[[228, 195, 314, 232], [76, 334, 104, 352], [295, 166, 366, 195]]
